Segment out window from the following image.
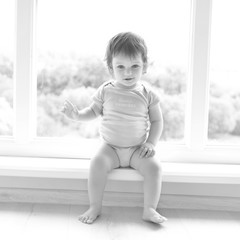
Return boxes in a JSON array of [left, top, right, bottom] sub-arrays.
[[208, 0, 240, 145], [36, 0, 191, 143], [0, 0, 15, 136], [1, 0, 240, 163]]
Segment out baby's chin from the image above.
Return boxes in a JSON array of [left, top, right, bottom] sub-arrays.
[[121, 79, 139, 86]]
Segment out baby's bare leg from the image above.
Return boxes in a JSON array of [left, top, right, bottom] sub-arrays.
[[79, 143, 119, 224], [130, 151, 167, 224]]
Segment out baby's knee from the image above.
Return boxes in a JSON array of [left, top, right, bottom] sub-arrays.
[[90, 155, 112, 173], [145, 158, 162, 176]]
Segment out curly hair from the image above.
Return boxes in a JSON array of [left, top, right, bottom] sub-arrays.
[[105, 32, 148, 70]]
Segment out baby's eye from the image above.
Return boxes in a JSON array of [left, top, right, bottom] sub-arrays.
[[132, 65, 140, 69], [117, 65, 125, 69]]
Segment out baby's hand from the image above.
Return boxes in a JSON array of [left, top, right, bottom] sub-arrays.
[[61, 100, 77, 118], [139, 142, 156, 158]]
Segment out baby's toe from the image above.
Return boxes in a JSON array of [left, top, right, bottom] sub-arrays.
[[79, 215, 87, 223], [79, 215, 87, 222], [156, 215, 167, 224], [86, 218, 94, 224], [143, 208, 167, 224], [150, 215, 162, 224], [156, 217, 165, 224], [83, 217, 89, 223], [160, 216, 168, 222]]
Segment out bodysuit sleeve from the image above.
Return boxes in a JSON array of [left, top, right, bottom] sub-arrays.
[[148, 89, 160, 109], [90, 84, 105, 116]]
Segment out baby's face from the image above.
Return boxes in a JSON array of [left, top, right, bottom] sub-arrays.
[[111, 53, 146, 88]]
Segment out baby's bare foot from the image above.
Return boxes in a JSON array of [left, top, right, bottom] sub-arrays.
[[142, 208, 167, 224], [78, 206, 101, 224]]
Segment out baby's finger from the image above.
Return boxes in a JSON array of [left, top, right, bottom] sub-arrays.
[[150, 149, 156, 157], [139, 147, 144, 158], [139, 147, 148, 158], [64, 100, 74, 109], [65, 99, 72, 105], [60, 106, 65, 113], [61, 102, 68, 112], [145, 149, 153, 158], [147, 149, 156, 158]]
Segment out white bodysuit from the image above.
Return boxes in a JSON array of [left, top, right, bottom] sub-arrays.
[[91, 80, 160, 167]]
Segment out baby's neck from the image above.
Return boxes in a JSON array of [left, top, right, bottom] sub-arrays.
[[114, 81, 141, 90]]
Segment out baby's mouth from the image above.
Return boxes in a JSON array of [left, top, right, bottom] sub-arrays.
[[124, 78, 134, 81]]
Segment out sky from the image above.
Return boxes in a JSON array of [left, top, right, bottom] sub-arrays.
[[0, 0, 14, 57], [0, 0, 191, 66], [36, 0, 191, 67]]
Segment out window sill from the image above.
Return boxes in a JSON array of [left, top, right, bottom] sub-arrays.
[[0, 156, 240, 194], [1, 156, 240, 211]]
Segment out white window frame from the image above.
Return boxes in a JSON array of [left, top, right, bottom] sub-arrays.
[[0, 0, 240, 164]]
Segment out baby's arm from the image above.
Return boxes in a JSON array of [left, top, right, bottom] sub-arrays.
[[139, 104, 163, 158], [61, 100, 98, 121], [147, 103, 163, 146]]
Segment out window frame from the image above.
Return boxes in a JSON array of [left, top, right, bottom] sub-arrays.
[[0, 0, 240, 164]]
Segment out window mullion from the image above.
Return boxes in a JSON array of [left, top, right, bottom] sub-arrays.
[[14, 0, 35, 143], [186, 0, 212, 150]]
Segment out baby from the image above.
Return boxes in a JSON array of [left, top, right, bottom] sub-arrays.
[[61, 32, 167, 224]]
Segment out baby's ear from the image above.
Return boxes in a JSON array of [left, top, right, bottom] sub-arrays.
[[109, 67, 113, 76], [108, 66, 115, 78], [143, 63, 148, 74]]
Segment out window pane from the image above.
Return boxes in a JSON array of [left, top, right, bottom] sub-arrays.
[[37, 0, 191, 142], [0, 0, 15, 136], [208, 0, 240, 145]]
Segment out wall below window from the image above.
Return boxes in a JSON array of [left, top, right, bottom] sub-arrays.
[[0, 188, 240, 212], [0, 156, 240, 211]]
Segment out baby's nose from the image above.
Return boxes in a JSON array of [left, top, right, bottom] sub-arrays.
[[125, 68, 132, 75]]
